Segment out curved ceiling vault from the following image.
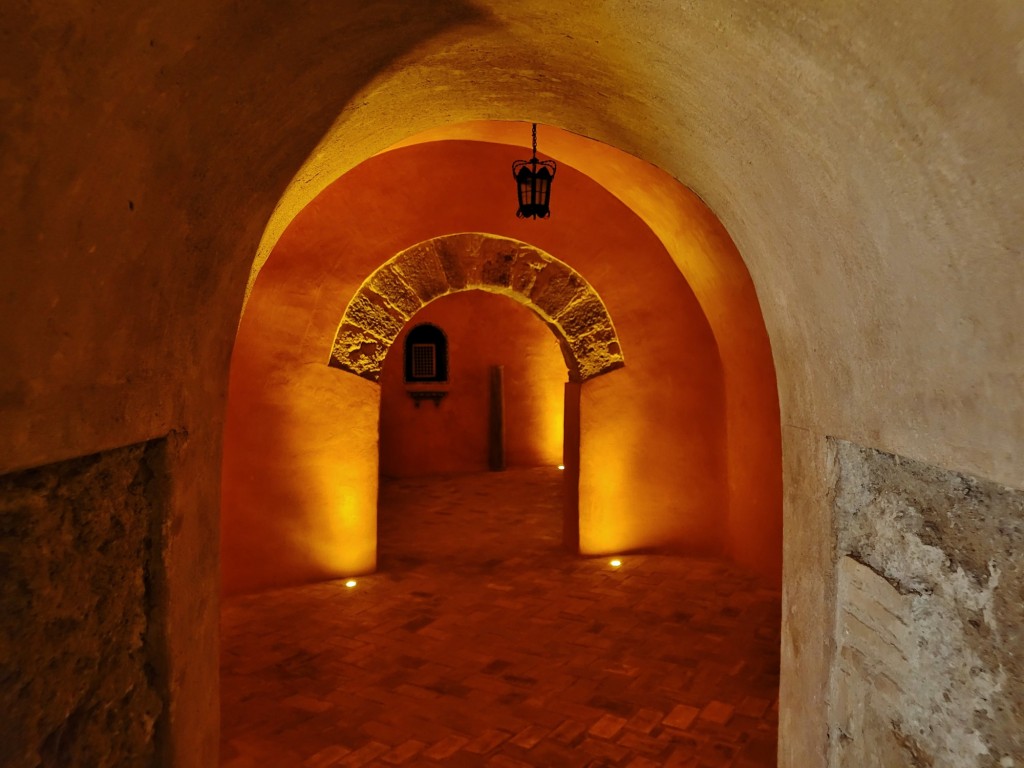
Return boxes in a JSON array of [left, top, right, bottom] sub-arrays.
[[331, 233, 624, 383]]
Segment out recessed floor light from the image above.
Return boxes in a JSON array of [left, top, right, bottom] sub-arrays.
[[345, 580, 357, 588], [557, 465, 565, 470], [610, 559, 622, 568]]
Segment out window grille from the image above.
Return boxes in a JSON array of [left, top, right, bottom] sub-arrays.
[[410, 343, 436, 378], [404, 323, 448, 383]]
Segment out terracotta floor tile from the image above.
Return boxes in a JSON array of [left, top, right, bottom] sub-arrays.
[[588, 713, 627, 739], [337, 741, 389, 768], [626, 708, 665, 734], [579, 735, 630, 762], [423, 734, 470, 760], [380, 739, 425, 764], [699, 701, 735, 727], [304, 744, 351, 768], [221, 469, 780, 767], [735, 696, 772, 719], [663, 704, 701, 731], [550, 718, 588, 745], [464, 728, 512, 754], [627, 756, 662, 768], [487, 755, 533, 768], [510, 724, 549, 749], [616, 729, 672, 757], [663, 740, 702, 767]]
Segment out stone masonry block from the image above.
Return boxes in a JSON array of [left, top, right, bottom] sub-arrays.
[[568, 326, 626, 381], [554, 294, 611, 341], [394, 241, 451, 302], [331, 322, 388, 380], [476, 237, 520, 289], [344, 293, 405, 343], [838, 609, 909, 685], [529, 261, 585, 318], [830, 440, 1024, 767], [508, 248, 550, 296], [0, 442, 166, 767], [366, 264, 423, 319], [435, 234, 479, 289], [565, 324, 618, 357]]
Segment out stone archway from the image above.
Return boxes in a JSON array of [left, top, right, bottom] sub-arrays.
[[329, 233, 625, 383]]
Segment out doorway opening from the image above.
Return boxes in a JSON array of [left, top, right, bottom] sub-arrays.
[[377, 290, 570, 574]]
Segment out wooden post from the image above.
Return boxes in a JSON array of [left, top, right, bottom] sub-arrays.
[[488, 365, 505, 471], [562, 381, 581, 553]]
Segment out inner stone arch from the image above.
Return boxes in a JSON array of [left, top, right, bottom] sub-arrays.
[[330, 233, 624, 383]]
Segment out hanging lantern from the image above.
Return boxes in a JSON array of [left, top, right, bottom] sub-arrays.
[[512, 123, 557, 219]]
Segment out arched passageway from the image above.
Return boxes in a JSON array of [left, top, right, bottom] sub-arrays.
[[375, 287, 573, 554], [219, 124, 785, 765], [339, 232, 631, 554], [377, 290, 569, 478], [5, 8, 1019, 768], [221, 128, 780, 596]]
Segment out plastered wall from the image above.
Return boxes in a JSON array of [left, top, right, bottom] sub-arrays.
[[3, 3, 1019, 765], [379, 291, 567, 476]]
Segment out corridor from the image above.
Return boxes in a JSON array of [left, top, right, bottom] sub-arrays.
[[220, 469, 780, 767]]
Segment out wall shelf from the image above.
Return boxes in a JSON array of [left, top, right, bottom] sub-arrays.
[[408, 390, 448, 408]]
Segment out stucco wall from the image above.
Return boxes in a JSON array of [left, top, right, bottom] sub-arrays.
[[2, 3, 1020, 765], [379, 291, 567, 476]]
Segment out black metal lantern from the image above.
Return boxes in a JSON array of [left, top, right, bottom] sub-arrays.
[[512, 123, 557, 219]]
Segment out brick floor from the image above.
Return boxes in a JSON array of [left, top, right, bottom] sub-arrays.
[[221, 468, 780, 767]]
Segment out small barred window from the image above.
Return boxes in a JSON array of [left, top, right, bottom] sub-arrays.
[[404, 324, 448, 383], [410, 344, 436, 378]]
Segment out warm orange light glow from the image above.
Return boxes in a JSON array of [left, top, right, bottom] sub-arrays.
[[558, 465, 565, 470], [224, 129, 781, 594], [345, 580, 357, 588], [610, 559, 622, 567]]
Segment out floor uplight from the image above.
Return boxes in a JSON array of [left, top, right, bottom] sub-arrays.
[[557, 465, 565, 470], [345, 580, 357, 588], [610, 559, 622, 568]]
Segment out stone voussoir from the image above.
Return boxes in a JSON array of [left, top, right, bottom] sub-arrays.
[[508, 248, 550, 296], [394, 241, 453, 302], [344, 293, 406, 343], [435, 235, 477, 289], [568, 327, 625, 381], [366, 264, 424, 319], [475, 237, 521, 289], [529, 262, 586, 318], [554, 294, 612, 340], [331, 322, 389, 381]]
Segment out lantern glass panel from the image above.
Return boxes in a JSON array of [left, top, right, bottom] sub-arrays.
[[535, 172, 551, 206]]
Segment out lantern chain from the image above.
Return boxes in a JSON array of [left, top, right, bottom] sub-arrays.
[[532, 122, 538, 159]]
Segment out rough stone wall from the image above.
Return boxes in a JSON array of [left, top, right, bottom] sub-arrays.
[[0, 441, 168, 768], [331, 233, 624, 383], [829, 439, 1022, 767]]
